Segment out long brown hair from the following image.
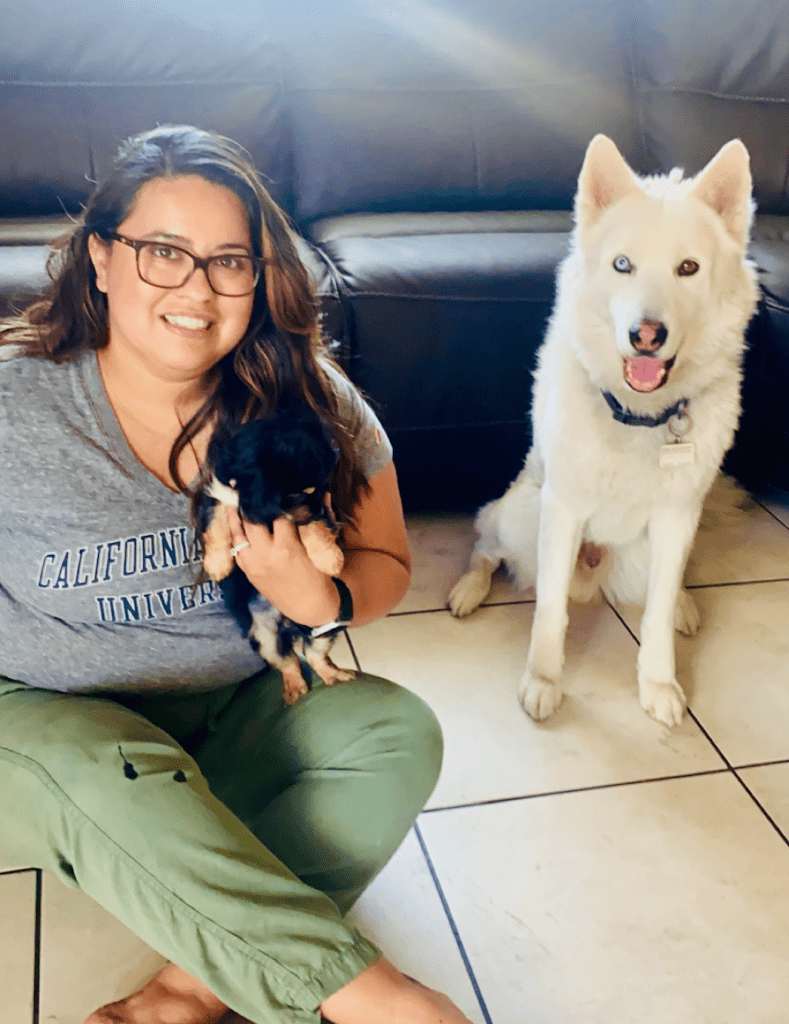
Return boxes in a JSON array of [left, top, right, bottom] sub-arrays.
[[0, 125, 369, 525]]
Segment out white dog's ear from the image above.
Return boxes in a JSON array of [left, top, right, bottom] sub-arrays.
[[690, 139, 754, 247], [575, 135, 640, 233]]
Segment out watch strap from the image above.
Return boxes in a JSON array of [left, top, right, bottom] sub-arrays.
[[309, 577, 354, 639]]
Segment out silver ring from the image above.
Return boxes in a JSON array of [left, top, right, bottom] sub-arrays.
[[230, 541, 250, 558]]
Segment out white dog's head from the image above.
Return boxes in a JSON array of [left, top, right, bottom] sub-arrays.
[[565, 135, 758, 405]]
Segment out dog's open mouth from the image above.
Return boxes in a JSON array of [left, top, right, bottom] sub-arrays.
[[623, 355, 675, 393]]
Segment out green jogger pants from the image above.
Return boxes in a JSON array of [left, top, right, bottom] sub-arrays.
[[0, 669, 443, 1023]]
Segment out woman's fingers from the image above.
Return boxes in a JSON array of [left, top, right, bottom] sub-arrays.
[[224, 507, 249, 558]]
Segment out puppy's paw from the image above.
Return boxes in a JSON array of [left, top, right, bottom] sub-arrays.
[[306, 657, 357, 686], [280, 663, 311, 706], [299, 521, 344, 576], [518, 670, 563, 721], [448, 570, 490, 618], [282, 677, 310, 706], [674, 589, 700, 636], [639, 678, 686, 727]]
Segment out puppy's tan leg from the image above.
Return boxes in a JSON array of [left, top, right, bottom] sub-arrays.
[[303, 635, 357, 686], [298, 520, 344, 576], [202, 504, 235, 581], [249, 609, 310, 705]]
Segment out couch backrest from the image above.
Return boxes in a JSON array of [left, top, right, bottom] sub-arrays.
[[1, 0, 787, 222], [0, 0, 291, 217]]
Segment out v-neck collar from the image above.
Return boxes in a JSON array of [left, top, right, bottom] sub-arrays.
[[79, 349, 193, 503]]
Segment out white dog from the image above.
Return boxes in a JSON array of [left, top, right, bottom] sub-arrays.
[[449, 135, 758, 727]]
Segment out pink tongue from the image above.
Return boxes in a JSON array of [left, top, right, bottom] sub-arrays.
[[624, 356, 667, 393]]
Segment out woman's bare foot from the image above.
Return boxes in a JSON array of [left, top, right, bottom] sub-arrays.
[[83, 963, 228, 1024], [320, 956, 474, 1024]]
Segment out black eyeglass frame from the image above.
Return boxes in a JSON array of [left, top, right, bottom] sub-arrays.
[[107, 232, 265, 296]]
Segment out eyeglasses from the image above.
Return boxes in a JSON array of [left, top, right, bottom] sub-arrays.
[[108, 233, 264, 296]]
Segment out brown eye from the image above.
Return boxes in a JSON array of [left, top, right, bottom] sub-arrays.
[[678, 259, 699, 277]]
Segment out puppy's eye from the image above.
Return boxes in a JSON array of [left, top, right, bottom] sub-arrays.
[[613, 255, 632, 274], [677, 259, 699, 277]]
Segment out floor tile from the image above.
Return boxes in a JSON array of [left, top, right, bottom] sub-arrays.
[[350, 601, 724, 809], [39, 874, 166, 1024], [739, 762, 789, 838], [0, 870, 37, 1024], [348, 826, 484, 1023], [419, 773, 789, 1024], [754, 487, 789, 529], [398, 512, 525, 614], [617, 580, 789, 766], [687, 495, 789, 585]]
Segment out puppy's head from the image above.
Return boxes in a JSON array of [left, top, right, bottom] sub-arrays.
[[208, 408, 338, 527]]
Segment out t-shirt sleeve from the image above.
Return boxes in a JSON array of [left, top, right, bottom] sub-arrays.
[[321, 360, 393, 480]]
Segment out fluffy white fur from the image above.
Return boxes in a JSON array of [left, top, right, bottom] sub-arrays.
[[449, 135, 758, 727]]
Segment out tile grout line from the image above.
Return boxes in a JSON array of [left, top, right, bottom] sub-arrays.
[[33, 869, 42, 1024], [386, 579, 789, 620], [687, 576, 789, 590], [752, 495, 789, 531], [388, 598, 534, 619], [687, 711, 789, 848], [421, 766, 734, 813], [413, 822, 494, 1024], [730, 772, 789, 849], [353, 642, 493, 1020]]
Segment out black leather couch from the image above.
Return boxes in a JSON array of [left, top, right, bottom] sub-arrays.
[[2, 0, 788, 511]]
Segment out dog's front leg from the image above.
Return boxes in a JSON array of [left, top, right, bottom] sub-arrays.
[[638, 506, 701, 727], [518, 488, 583, 721]]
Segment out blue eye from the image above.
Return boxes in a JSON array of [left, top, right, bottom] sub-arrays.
[[613, 255, 632, 274]]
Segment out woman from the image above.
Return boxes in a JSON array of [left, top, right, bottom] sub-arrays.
[[0, 125, 473, 1024]]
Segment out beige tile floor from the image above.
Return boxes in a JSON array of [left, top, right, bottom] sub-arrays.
[[2, 488, 788, 1024]]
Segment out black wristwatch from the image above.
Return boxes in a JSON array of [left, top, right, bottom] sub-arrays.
[[309, 577, 354, 639]]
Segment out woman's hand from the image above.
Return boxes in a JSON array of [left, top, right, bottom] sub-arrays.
[[225, 507, 340, 627]]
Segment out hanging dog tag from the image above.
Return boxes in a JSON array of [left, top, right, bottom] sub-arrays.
[[660, 402, 695, 467], [660, 441, 696, 467]]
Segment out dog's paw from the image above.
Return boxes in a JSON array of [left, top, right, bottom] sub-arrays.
[[639, 678, 686, 727], [298, 521, 344, 576], [282, 677, 310, 705], [448, 570, 490, 618], [280, 663, 311, 706], [518, 670, 563, 721], [312, 662, 357, 686], [674, 589, 700, 636]]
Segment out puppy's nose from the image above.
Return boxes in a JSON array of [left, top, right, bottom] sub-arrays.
[[629, 319, 667, 352]]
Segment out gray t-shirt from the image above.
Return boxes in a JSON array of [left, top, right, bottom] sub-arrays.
[[0, 349, 392, 693]]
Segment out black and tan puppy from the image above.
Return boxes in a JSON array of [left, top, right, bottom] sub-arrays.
[[198, 405, 354, 704]]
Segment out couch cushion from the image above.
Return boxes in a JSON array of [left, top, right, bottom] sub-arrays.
[[286, 0, 643, 222], [634, 0, 789, 214], [0, 2, 290, 216], [310, 211, 572, 510]]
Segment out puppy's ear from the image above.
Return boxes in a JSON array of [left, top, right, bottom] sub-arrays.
[[690, 139, 754, 248], [575, 135, 640, 235]]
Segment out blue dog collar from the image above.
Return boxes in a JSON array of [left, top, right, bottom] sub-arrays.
[[602, 391, 689, 428]]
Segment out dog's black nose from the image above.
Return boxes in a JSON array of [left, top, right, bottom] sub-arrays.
[[629, 319, 667, 353]]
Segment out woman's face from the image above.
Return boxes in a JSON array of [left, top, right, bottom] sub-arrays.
[[88, 174, 257, 384]]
